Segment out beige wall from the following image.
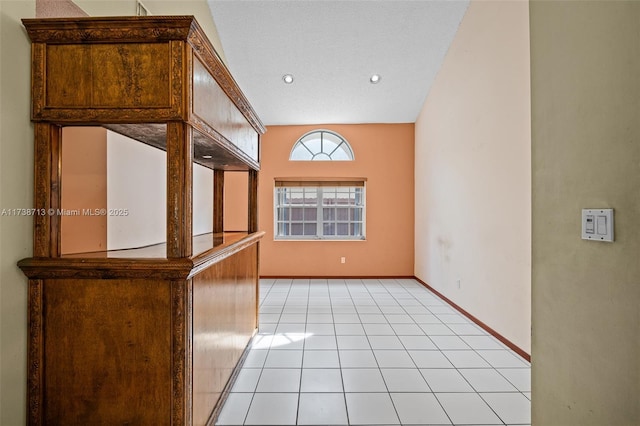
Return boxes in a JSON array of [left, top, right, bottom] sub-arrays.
[[530, 1, 640, 424], [414, 0, 531, 353], [37, 0, 85, 17], [193, 161, 214, 236], [0, 2, 36, 423], [259, 124, 415, 277], [106, 131, 167, 250], [36, 0, 225, 63]]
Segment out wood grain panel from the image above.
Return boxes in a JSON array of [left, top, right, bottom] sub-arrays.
[[192, 244, 258, 426], [18, 257, 193, 280], [167, 121, 193, 258], [45, 42, 172, 108], [45, 44, 92, 107], [214, 170, 224, 233], [33, 123, 61, 257], [192, 58, 259, 163], [92, 43, 170, 107], [248, 169, 258, 233], [27, 280, 44, 426], [172, 280, 191, 426], [42, 279, 172, 425]]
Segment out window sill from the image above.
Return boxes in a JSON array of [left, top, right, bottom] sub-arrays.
[[273, 238, 367, 242]]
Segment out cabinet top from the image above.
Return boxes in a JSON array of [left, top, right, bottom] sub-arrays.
[[22, 16, 265, 136], [23, 15, 204, 43], [22, 16, 265, 170]]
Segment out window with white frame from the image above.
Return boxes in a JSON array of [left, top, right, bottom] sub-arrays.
[[274, 181, 365, 240], [289, 130, 354, 161]]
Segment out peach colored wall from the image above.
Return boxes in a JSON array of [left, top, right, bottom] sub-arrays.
[[259, 124, 414, 277], [193, 162, 214, 235], [224, 172, 248, 231], [61, 127, 107, 254], [414, 0, 531, 352]]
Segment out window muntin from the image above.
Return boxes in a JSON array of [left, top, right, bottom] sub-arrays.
[[289, 130, 354, 161], [275, 183, 365, 240]]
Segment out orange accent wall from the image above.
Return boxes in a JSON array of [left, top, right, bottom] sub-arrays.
[[258, 124, 414, 277], [60, 127, 108, 254], [224, 171, 249, 231]]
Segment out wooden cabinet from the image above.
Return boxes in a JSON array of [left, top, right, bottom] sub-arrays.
[[18, 16, 265, 425]]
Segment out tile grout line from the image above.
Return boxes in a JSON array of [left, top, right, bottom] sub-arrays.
[[296, 277, 311, 425], [332, 278, 351, 426], [366, 278, 403, 425], [390, 278, 519, 426], [237, 278, 530, 426], [247, 278, 294, 425], [402, 278, 512, 425], [238, 278, 276, 426], [403, 277, 513, 426], [393, 278, 455, 426]]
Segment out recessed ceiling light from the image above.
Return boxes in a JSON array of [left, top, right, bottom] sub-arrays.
[[202, 155, 212, 159], [370, 74, 381, 84], [282, 74, 294, 84]]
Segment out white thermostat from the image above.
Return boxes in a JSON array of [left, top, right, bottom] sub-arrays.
[[581, 209, 614, 242]]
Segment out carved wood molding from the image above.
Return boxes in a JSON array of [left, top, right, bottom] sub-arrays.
[[33, 124, 50, 258], [32, 123, 61, 257], [171, 40, 186, 120], [23, 16, 264, 136], [166, 122, 193, 258], [31, 44, 46, 122], [185, 279, 194, 425], [22, 16, 195, 43], [27, 280, 43, 426], [17, 258, 194, 280], [32, 107, 183, 124], [171, 280, 188, 425]]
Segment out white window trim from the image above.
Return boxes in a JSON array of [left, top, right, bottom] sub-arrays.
[[289, 129, 355, 161], [273, 184, 366, 241]]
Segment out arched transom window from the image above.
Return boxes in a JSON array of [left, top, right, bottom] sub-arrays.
[[289, 130, 354, 161]]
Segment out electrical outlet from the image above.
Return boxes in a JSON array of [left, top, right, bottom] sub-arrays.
[[456, 279, 461, 289], [340, 257, 346, 264]]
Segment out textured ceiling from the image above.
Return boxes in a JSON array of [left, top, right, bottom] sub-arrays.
[[208, 0, 469, 125]]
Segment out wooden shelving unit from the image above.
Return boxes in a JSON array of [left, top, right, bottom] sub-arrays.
[[18, 16, 265, 426]]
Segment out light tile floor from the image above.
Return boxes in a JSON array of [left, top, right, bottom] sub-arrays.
[[216, 278, 531, 426]]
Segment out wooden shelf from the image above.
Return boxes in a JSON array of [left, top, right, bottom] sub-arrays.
[[19, 16, 264, 426], [58, 231, 252, 259], [103, 124, 257, 170], [19, 232, 264, 280]]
